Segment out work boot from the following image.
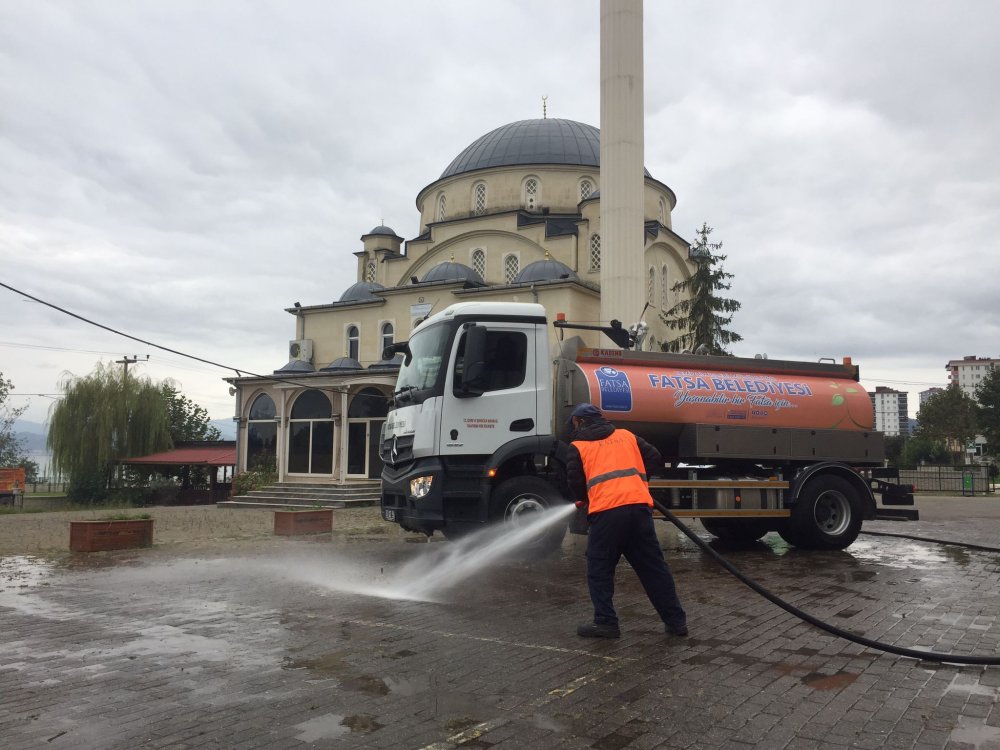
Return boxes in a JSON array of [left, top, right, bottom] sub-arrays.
[[665, 623, 688, 637], [577, 621, 620, 639]]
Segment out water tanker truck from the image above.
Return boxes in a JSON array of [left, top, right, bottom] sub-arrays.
[[379, 301, 913, 552]]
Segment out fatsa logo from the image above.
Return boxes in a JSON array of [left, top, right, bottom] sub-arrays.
[[595, 366, 632, 412]]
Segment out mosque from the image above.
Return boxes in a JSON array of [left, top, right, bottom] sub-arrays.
[[228, 115, 698, 486]]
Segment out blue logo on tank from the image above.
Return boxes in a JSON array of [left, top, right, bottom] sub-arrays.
[[595, 366, 632, 412]]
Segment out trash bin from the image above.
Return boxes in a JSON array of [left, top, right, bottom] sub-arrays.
[[962, 472, 975, 496]]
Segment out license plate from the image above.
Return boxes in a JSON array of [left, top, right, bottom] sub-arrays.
[[382, 508, 396, 522]]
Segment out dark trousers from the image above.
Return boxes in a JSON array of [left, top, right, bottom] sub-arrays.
[[586, 503, 686, 629]]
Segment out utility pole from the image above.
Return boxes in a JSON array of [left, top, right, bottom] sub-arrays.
[[113, 355, 148, 483], [115, 355, 148, 383]]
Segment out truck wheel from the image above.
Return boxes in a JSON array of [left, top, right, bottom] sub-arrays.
[[788, 475, 862, 550], [700, 518, 771, 543], [489, 476, 569, 556]]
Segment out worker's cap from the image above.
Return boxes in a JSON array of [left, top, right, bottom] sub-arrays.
[[567, 402, 602, 425]]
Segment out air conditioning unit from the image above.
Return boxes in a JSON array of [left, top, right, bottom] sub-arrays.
[[288, 339, 313, 362]]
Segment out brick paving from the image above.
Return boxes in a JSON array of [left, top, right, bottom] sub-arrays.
[[3, 499, 1000, 749]]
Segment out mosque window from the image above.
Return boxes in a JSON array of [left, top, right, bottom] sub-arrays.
[[659, 198, 666, 225], [365, 260, 376, 283], [580, 179, 593, 201], [523, 177, 539, 211], [473, 182, 487, 215], [437, 193, 446, 221], [504, 254, 519, 284], [661, 264, 668, 310], [648, 267, 655, 305], [347, 325, 359, 360], [471, 248, 486, 278], [589, 234, 601, 271], [380, 322, 394, 354]]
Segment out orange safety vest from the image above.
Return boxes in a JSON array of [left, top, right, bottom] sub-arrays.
[[572, 429, 653, 514]]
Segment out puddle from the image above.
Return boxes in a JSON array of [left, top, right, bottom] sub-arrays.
[[949, 716, 1000, 748], [847, 539, 950, 570], [801, 671, 859, 691], [294, 713, 351, 741], [283, 652, 389, 695], [945, 674, 1000, 699], [0, 555, 55, 593]]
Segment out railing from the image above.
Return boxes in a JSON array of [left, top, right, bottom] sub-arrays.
[[897, 466, 992, 494]]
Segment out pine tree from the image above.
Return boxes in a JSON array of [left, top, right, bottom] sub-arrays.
[[660, 222, 743, 355]]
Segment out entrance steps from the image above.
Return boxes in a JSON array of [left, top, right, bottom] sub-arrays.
[[219, 480, 380, 510]]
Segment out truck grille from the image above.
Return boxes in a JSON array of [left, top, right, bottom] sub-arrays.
[[381, 434, 414, 467]]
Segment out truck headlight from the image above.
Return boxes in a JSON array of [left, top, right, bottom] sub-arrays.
[[410, 475, 433, 498]]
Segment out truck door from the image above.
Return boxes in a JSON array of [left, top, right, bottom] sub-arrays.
[[439, 324, 537, 456]]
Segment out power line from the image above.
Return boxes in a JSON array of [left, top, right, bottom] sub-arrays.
[[0, 281, 388, 401]]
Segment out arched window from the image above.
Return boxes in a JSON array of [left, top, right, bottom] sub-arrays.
[[347, 325, 359, 360], [504, 254, 519, 284], [648, 267, 656, 305], [471, 248, 486, 278], [661, 264, 669, 310], [365, 260, 376, 283], [287, 390, 334, 475], [589, 234, 601, 271], [246, 393, 276, 471], [473, 182, 487, 215], [380, 322, 394, 355], [580, 179, 593, 201], [437, 193, 446, 221], [523, 177, 539, 211], [658, 198, 666, 225]]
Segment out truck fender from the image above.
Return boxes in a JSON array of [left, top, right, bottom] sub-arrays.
[[789, 462, 877, 520], [484, 436, 568, 503]]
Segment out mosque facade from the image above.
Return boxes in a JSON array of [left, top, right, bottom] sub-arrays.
[[229, 117, 697, 485]]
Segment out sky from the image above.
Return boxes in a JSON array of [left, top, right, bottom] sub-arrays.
[[2, 0, 998, 426]]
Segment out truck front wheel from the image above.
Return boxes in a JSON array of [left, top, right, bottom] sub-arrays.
[[489, 476, 569, 556], [783, 475, 862, 550]]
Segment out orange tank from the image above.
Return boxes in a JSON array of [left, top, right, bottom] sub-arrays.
[[563, 348, 873, 439]]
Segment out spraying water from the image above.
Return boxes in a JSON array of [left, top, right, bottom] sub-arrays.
[[283, 503, 578, 603]]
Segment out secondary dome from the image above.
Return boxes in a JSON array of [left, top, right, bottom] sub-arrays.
[[320, 357, 363, 372], [514, 258, 579, 284], [339, 281, 384, 302], [364, 225, 399, 237], [440, 118, 652, 180], [421, 262, 484, 284]]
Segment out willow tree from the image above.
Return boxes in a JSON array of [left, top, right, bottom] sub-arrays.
[[660, 222, 743, 355], [48, 362, 171, 501]]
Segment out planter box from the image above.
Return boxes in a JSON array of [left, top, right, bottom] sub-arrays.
[[274, 509, 333, 536], [70, 519, 154, 552]]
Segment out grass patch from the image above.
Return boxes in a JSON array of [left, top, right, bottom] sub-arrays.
[[98, 512, 153, 521]]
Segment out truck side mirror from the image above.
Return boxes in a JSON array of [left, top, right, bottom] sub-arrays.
[[458, 325, 487, 397], [382, 341, 411, 366]]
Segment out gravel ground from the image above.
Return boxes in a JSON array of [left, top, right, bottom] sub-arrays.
[[0, 504, 403, 557]]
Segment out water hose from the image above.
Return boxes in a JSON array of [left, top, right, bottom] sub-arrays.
[[651, 499, 1000, 666]]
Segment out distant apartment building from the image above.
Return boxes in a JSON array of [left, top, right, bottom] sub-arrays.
[[947, 355, 1000, 401], [869, 386, 909, 437], [919, 387, 945, 406]]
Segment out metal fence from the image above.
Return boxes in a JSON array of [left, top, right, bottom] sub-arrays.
[[26, 481, 68, 494], [898, 466, 992, 494]]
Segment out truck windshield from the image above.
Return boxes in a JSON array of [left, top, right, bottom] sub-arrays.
[[393, 322, 452, 403]]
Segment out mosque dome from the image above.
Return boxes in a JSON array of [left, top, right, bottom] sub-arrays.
[[339, 281, 385, 302], [440, 118, 651, 180], [514, 258, 579, 284], [320, 357, 363, 372], [275, 360, 315, 374], [420, 261, 484, 284]]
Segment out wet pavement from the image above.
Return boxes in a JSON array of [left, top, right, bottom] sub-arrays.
[[4, 502, 1000, 749]]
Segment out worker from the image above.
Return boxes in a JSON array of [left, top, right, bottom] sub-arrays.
[[564, 402, 688, 639]]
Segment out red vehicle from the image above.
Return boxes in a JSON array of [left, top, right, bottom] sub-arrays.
[[0, 467, 26, 507]]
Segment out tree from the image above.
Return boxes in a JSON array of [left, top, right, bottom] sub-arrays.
[[162, 385, 221, 443], [0, 372, 29, 468], [915, 385, 978, 464], [660, 222, 743, 355], [975, 366, 1000, 458], [48, 362, 172, 501], [900, 434, 950, 467]]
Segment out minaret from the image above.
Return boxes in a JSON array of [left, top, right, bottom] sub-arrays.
[[599, 0, 644, 328]]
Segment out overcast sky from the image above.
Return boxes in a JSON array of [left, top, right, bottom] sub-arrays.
[[2, 0, 998, 426]]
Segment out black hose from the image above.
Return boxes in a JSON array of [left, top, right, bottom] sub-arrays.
[[653, 500, 1000, 666], [860, 529, 1000, 554]]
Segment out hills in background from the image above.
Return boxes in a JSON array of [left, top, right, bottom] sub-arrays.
[[13, 418, 237, 452]]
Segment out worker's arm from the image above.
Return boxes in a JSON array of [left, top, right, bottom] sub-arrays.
[[635, 434, 663, 478], [563, 442, 589, 504]]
